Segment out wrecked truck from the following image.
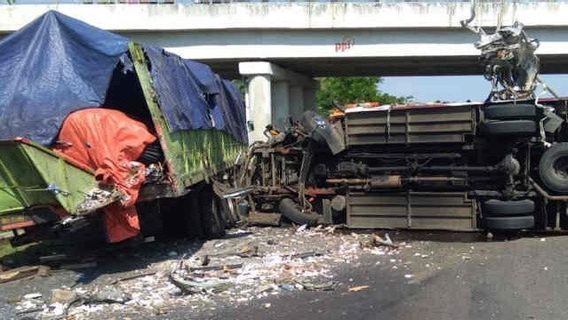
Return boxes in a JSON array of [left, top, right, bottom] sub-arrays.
[[0, 12, 247, 245], [240, 22, 568, 233]]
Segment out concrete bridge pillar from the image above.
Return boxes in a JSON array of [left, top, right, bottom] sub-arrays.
[[239, 61, 317, 143]]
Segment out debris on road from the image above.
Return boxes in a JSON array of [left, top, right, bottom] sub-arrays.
[[348, 285, 369, 292], [51, 288, 77, 305], [0, 265, 50, 283], [360, 233, 398, 250], [247, 212, 282, 227], [111, 271, 158, 285], [10, 226, 407, 319]]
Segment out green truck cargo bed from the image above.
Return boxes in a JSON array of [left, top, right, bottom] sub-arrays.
[[0, 139, 101, 216], [0, 43, 246, 228]]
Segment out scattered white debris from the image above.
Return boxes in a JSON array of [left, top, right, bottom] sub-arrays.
[[404, 274, 414, 279], [19, 226, 405, 319], [23, 293, 42, 300]]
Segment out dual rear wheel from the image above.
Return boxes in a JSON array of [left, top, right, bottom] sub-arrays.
[[481, 199, 535, 231]]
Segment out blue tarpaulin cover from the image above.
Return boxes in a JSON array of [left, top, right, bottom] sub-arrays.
[[0, 11, 247, 145], [145, 46, 248, 143], [0, 11, 129, 145]]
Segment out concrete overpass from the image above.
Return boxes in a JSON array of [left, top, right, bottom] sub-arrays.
[[2, 1, 568, 141]]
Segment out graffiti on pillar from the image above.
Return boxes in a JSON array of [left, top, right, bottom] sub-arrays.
[[335, 37, 355, 53]]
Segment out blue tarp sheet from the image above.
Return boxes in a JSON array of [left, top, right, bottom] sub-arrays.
[[145, 46, 248, 143], [0, 11, 129, 145], [0, 11, 247, 145]]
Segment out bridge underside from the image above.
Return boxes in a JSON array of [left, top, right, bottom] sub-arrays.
[[201, 54, 568, 79]]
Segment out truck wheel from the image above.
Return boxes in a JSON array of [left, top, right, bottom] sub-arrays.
[[483, 216, 534, 230], [279, 198, 320, 226], [200, 187, 226, 239], [484, 104, 536, 120], [137, 200, 164, 237], [539, 143, 568, 194], [482, 199, 535, 217], [181, 192, 204, 239], [480, 120, 536, 136]]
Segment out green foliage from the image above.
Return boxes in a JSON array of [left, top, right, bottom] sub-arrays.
[[316, 77, 410, 114], [232, 79, 246, 97]]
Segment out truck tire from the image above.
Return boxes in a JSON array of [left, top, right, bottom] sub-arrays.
[[137, 200, 164, 237], [484, 104, 536, 120], [181, 192, 204, 239], [483, 216, 534, 230], [480, 120, 536, 136], [482, 199, 535, 217], [538, 143, 568, 194], [279, 198, 320, 226], [200, 187, 226, 239]]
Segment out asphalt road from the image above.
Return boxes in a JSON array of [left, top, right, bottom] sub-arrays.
[[182, 232, 568, 320], [2, 231, 568, 320]]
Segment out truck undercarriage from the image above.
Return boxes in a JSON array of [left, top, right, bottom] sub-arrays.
[[237, 20, 568, 233], [239, 100, 568, 232]]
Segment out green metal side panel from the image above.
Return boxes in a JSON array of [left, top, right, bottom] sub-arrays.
[[129, 43, 246, 194], [0, 140, 99, 216], [0, 171, 25, 214]]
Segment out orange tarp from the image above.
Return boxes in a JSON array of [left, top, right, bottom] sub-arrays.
[[52, 108, 156, 243]]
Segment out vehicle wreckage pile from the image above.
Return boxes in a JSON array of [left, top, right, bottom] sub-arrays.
[[12, 226, 408, 319]]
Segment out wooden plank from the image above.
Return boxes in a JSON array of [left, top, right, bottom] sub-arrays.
[[247, 212, 281, 226]]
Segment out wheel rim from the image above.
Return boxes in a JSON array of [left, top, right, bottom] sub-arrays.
[[552, 156, 568, 180]]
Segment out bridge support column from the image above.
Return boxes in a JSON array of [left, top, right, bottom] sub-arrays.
[[239, 61, 317, 144]]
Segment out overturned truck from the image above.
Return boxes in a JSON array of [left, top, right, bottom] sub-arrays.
[[243, 22, 568, 233], [0, 12, 247, 244]]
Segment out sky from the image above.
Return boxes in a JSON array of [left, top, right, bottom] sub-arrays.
[[380, 75, 568, 103]]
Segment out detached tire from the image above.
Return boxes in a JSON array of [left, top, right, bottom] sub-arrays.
[[480, 120, 536, 136], [279, 198, 320, 226], [483, 216, 535, 230], [484, 104, 536, 120], [539, 143, 568, 194], [482, 199, 535, 217]]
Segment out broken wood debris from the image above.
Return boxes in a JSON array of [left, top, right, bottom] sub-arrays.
[[60, 261, 97, 270], [188, 263, 243, 272], [111, 271, 157, 285], [247, 211, 282, 227], [348, 285, 370, 292], [0, 265, 50, 283], [295, 280, 338, 291], [39, 254, 68, 264], [169, 273, 231, 294], [287, 251, 323, 260], [360, 233, 398, 249]]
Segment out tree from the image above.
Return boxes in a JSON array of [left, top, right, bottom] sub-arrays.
[[316, 76, 410, 114]]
